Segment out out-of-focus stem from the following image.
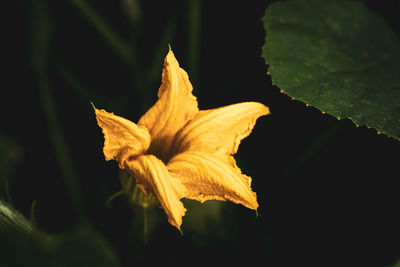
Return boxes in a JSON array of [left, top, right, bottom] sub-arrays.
[[32, 0, 84, 218], [281, 120, 345, 178], [71, 0, 136, 68]]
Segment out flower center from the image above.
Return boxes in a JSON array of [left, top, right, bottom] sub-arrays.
[[145, 137, 175, 164]]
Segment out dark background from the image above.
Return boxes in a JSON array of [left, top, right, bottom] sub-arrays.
[[2, 0, 400, 266]]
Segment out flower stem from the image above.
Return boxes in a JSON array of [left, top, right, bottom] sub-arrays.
[[143, 206, 148, 243]]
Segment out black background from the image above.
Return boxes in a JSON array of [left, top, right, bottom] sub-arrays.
[[3, 0, 400, 266]]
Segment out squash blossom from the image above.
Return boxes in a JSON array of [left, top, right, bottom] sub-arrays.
[[93, 49, 269, 230]]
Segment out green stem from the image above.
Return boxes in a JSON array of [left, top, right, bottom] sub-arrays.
[[143, 206, 148, 244], [37, 73, 84, 218], [32, 0, 84, 218], [106, 191, 123, 208]]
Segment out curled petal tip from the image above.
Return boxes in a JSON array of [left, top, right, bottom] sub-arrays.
[[259, 103, 270, 116], [90, 101, 96, 111]]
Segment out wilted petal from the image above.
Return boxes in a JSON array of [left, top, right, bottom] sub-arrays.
[[138, 50, 198, 161], [174, 102, 269, 155], [94, 107, 151, 168], [125, 155, 186, 230], [167, 151, 258, 210]]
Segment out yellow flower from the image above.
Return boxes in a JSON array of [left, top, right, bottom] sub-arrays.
[[93, 49, 269, 230]]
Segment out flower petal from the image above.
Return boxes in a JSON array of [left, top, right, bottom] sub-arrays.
[[138, 50, 198, 160], [174, 102, 269, 155], [124, 155, 186, 230], [94, 107, 151, 168], [167, 151, 258, 210]]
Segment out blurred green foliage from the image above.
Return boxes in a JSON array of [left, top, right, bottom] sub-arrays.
[[1, 201, 119, 267], [390, 259, 400, 267], [0, 134, 23, 199]]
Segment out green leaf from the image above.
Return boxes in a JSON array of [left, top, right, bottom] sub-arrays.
[[43, 223, 120, 267], [0, 200, 32, 234], [1, 201, 119, 267], [263, 0, 400, 140]]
